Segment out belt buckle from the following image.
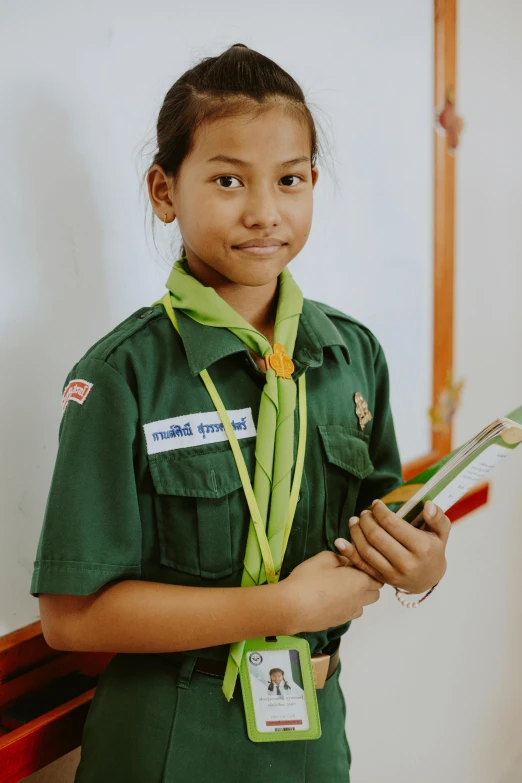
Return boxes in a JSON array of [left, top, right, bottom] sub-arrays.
[[311, 653, 330, 689]]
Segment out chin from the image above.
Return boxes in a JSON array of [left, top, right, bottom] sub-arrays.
[[231, 269, 280, 287], [190, 249, 289, 288], [227, 252, 289, 287]]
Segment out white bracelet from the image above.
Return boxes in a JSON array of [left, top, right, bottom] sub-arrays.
[[395, 583, 439, 608]]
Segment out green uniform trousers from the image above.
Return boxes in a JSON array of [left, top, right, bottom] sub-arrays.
[[74, 652, 351, 782]]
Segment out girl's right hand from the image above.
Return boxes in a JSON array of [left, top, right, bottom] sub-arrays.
[[280, 550, 384, 633]]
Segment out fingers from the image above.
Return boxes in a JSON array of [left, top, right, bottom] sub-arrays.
[[335, 537, 386, 584], [359, 506, 412, 562], [347, 512, 400, 579], [334, 552, 351, 567], [351, 584, 382, 622], [366, 589, 382, 605], [368, 499, 419, 551], [422, 500, 452, 543], [367, 499, 451, 557]]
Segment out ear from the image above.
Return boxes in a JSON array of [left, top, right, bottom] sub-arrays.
[[147, 164, 176, 222]]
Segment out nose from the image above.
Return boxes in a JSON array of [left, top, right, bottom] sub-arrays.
[[243, 184, 281, 228]]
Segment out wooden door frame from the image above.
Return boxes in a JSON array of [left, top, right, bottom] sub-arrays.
[[403, 0, 465, 481]]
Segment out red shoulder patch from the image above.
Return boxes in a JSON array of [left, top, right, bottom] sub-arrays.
[[62, 379, 93, 415]]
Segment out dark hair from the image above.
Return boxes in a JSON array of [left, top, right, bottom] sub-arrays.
[[268, 667, 291, 692], [139, 43, 334, 260]]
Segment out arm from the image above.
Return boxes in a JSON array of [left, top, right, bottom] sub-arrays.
[[39, 578, 298, 653]]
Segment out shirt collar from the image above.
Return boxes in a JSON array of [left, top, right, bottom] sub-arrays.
[[174, 298, 351, 376]]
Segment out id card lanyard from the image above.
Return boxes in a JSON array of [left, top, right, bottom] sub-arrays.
[[159, 293, 322, 742], [159, 291, 307, 582]]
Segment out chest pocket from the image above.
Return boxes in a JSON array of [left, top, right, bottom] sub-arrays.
[[318, 424, 375, 548], [149, 438, 256, 580]]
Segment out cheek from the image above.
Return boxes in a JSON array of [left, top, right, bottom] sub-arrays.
[[183, 215, 226, 254], [179, 189, 229, 234], [289, 199, 313, 239]]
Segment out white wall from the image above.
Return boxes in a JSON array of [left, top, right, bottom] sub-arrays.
[[1, 0, 433, 638], [6, 1, 521, 781], [341, 1, 522, 781]]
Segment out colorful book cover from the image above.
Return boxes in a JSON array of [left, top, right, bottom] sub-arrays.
[[380, 405, 522, 527]]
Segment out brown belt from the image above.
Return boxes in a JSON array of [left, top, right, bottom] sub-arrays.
[[175, 641, 340, 691]]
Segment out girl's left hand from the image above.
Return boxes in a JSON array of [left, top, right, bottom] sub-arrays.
[[334, 499, 451, 594]]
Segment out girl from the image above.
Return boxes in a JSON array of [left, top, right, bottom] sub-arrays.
[[268, 668, 291, 697], [31, 43, 450, 782]]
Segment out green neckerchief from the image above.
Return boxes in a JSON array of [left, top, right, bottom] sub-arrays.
[[163, 258, 304, 699]]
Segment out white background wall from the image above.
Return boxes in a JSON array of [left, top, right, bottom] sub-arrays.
[[1, 0, 433, 637], [341, 1, 522, 781], [3, 0, 521, 781]]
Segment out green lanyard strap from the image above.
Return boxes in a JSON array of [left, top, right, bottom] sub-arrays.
[[159, 291, 307, 584]]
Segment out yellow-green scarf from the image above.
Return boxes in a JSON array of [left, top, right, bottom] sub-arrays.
[[164, 258, 304, 699]]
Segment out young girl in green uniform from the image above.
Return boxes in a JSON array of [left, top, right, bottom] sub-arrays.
[[30, 43, 450, 781]]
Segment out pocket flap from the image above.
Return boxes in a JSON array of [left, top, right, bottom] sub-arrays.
[[318, 424, 374, 480], [149, 438, 256, 498]]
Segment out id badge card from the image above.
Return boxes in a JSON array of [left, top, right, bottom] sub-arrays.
[[239, 635, 321, 742]]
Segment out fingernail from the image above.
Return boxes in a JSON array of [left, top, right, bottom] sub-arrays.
[[371, 499, 379, 508], [336, 539, 347, 551], [360, 509, 371, 517], [425, 500, 436, 518], [348, 516, 359, 527]]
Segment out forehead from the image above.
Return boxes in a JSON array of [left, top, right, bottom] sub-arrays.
[[188, 107, 311, 166]]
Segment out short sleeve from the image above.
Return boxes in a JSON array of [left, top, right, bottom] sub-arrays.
[[354, 341, 404, 516], [30, 357, 142, 597]]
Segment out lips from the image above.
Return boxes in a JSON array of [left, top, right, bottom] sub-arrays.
[[234, 238, 285, 248]]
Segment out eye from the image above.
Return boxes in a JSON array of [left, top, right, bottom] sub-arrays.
[[215, 175, 242, 189], [214, 174, 304, 189], [280, 175, 303, 187]]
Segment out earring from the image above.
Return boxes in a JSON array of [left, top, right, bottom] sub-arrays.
[[163, 213, 167, 226]]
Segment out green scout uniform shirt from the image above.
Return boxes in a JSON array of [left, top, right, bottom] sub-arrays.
[[30, 297, 403, 661]]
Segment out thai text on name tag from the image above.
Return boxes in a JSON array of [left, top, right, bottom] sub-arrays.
[[143, 407, 256, 454]]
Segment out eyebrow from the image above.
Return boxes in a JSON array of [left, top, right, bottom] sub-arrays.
[[205, 154, 311, 168]]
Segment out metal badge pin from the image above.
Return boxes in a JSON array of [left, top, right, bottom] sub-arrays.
[[354, 392, 373, 430], [266, 343, 294, 379]]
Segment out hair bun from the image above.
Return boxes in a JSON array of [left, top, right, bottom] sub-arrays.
[[231, 43, 248, 49]]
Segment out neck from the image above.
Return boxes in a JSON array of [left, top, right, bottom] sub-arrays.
[[184, 256, 279, 343]]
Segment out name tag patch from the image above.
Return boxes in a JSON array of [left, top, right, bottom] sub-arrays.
[[62, 379, 93, 415], [143, 407, 257, 455]]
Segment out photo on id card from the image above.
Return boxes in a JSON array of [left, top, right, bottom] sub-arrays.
[[239, 636, 321, 742]]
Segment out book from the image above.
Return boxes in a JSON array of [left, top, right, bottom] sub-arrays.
[[380, 404, 522, 528]]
